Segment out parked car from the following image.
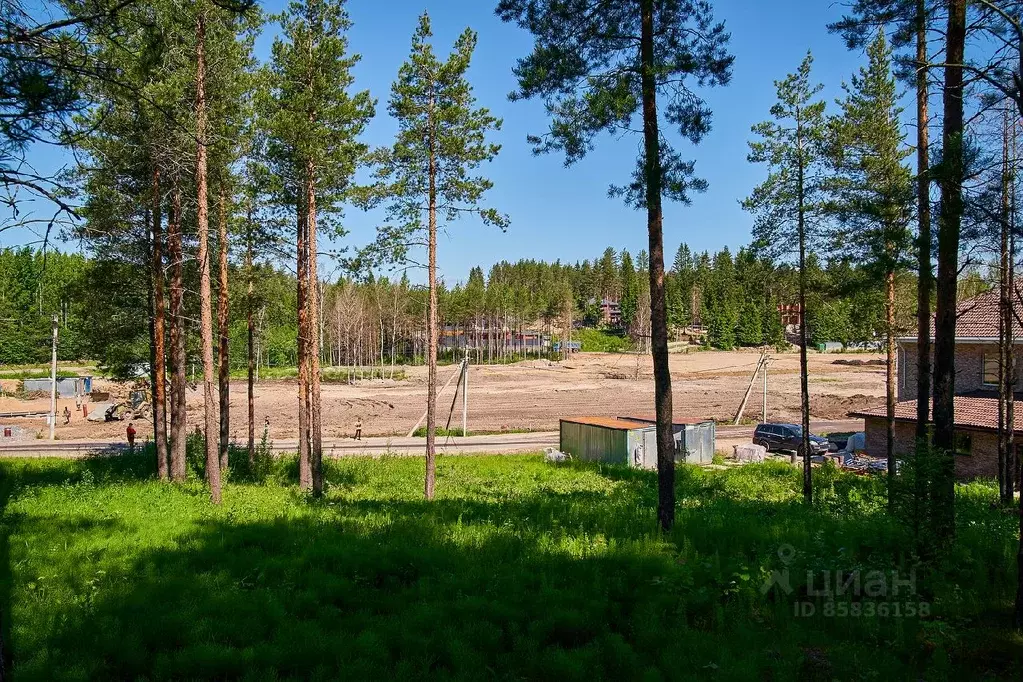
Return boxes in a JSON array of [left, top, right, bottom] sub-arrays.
[[753, 423, 830, 455]]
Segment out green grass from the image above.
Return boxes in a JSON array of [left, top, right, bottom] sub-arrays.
[[0, 454, 1019, 680], [575, 327, 632, 353]]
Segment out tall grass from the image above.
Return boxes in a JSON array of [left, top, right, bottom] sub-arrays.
[[0, 455, 1018, 680]]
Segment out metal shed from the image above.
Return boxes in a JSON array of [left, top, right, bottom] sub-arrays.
[[559, 417, 658, 469], [620, 416, 717, 465]]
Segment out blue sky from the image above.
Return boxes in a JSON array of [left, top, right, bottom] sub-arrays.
[[6, 0, 883, 285]]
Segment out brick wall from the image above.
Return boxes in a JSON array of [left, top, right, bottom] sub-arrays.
[[897, 342, 1023, 402], [863, 416, 999, 480]]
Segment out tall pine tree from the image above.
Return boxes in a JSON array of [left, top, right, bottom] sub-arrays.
[[370, 13, 506, 500], [743, 53, 829, 502], [262, 0, 374, 494], [499, 0, 733, 530], [828, 31, 914, 503]]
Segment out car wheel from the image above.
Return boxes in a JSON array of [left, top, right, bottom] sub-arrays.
[[753, 438, 769, 452]]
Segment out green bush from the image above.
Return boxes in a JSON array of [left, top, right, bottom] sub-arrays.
[[574, 327, 631, 353]]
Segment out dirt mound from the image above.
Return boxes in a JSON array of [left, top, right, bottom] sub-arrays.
[[809, 394, 882, 420], [832, 358, 885, 367]]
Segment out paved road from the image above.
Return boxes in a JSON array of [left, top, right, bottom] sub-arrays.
[[0, 419, 864, 458]]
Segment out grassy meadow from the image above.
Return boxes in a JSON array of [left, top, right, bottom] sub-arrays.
[[0, 452, 1019, 680]]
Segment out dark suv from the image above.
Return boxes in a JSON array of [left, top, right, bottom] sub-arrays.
[[753, 423, 830, 455]]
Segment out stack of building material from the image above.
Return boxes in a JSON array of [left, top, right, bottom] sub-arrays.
[[734, 443, 766, 463]]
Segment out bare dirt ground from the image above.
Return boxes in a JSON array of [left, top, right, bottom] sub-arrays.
[[0, 350, 886, 443]]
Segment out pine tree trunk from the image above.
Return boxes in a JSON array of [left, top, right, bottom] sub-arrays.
[[195, 11, 221, 504], [306, 159, 323, 496], [246, 207, 255, 465], [425, 93, 438, 500], [150, 165, 169, 480], [913, 0, 932, 543], [168, 187, 187, 481], [1000, 118, 1011, 505], [796, 110, 813, 505], [886, 269, 897, 511], [640, 0, 676, 531], [297, 198, 311, 491], [931, 0, 966, 540], [217, 184, 230, 473]]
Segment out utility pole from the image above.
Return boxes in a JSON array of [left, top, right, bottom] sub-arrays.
[[49, 314, 58, 440], [462, 357, 468, 437], [734, 352, 767, 425], [762, 355, 769, 423]]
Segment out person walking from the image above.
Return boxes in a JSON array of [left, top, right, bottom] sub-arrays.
[[354, 417, 362, 441], [126, 422, 136, 452], [63, 406, 71, 424]]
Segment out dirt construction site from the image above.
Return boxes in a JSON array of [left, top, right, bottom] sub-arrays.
[[0, 350, 885, 444]]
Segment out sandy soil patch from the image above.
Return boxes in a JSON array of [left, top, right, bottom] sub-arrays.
[[0, 350, 885, 443]]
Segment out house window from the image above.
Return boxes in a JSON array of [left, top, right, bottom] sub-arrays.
[[982, 353, 999, 386], [953, 431, 972, 456]]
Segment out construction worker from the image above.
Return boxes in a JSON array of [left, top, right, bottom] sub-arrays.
[[63, 406, 71, 425], [126, 422, 136, 452], [354, 417, 362, 441]]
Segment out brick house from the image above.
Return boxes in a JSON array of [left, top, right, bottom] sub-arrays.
[[850, 286, 1022, 480]]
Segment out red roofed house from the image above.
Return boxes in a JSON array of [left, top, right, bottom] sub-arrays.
[[850, 286, 1022, 480]]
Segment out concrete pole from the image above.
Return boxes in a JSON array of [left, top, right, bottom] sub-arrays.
[[762, 355, 768, 423], [462, 357, 468, 437], [49, 314, 57, 440]]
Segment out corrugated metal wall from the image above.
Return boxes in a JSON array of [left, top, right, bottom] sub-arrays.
[[22, 377, 89, 398], [560, 422, 629, 464], [679, 421, 716, 464], [561, 420, 714, 469]]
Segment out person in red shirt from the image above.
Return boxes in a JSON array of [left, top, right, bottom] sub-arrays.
[[126, 422, 136, 452]]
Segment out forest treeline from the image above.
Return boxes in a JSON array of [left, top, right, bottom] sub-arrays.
[[0, 240, 938, 369]]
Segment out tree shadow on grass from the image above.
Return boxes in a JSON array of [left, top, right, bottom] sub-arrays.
[[2, 456, 1020, 680], [6, 511, 795, 681]]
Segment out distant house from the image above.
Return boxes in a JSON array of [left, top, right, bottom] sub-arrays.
[[850, 286, 1022, 480], [438, 325, 549, 353], [599, 298, 622, 327], [777, 303, 802, 331]]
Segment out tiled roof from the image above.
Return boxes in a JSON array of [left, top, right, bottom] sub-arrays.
[[560, 417, 652, 431], [905, 285, 1023, 341], [850, 396, 1023, 433]]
